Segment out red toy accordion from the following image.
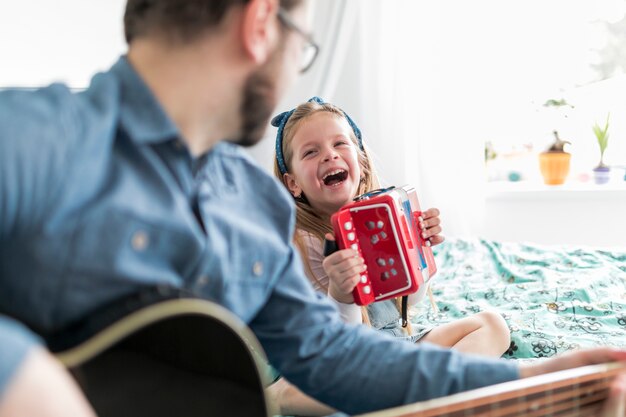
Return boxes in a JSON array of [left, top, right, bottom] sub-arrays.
[[330, 185, 437, 306]]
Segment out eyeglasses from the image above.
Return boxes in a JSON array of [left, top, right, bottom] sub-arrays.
[[277, 8, 319, 73]]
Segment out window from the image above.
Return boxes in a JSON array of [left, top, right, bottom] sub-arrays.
[[482, 1, 626, 186]]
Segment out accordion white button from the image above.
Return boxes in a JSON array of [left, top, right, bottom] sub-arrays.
[[344, 221, 353, 230], [363, 285, 371, 294], [366, 221, 375, 230], [379, 231, 388, 239], [376, 258, 386, 266], [391, 268, 397, 276], [371, 235, 379, 244], [388, 258, 395, 265], [360, 275, 368, 284], [377, 221, 384, 229], [351, 243, 359, 251], [347, 232, 356, 241]]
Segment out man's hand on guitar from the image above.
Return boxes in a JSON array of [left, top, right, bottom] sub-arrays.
[[519, 347, 626, 379], [602, 373, 626, 417], [322, 233, 366, 304], [520, 347, 626, 416], [419, 208, 444, 246]]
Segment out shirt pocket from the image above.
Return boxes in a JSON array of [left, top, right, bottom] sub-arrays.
[[68, 208, 204, 283], [210, 233, 278, 322]]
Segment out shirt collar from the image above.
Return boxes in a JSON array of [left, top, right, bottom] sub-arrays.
[[110, 56, 180, 145]]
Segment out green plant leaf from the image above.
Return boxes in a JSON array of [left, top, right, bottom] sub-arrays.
[[592, 114, 611, 162], [544, 98, 570, 107]]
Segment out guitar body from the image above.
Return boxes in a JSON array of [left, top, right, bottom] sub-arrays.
[[46, 291, 272, 417]]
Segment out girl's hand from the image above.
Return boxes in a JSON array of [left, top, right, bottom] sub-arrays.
[[419, 208, 445, 246], [322, 234, 366, 304]]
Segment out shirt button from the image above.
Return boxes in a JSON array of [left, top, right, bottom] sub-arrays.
[[131, 230, 149, 251], [173, 140, 184, 150], [252, 262, 263, 277], [197, 275, 209, 286]]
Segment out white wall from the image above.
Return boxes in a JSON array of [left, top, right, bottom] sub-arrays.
[[0, 0, 126, 88], [484, 183, 626, 248]]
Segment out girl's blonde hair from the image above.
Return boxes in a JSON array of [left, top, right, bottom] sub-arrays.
[[274, 100, 411, 333]]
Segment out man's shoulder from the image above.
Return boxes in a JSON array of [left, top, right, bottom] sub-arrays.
[[0, 84, 81, 160], [0, 84, 74, 120], [0, 77, 120, 157], [0, 74, 119, 131]]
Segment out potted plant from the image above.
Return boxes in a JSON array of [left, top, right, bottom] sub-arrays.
[[592, 114, 610, 185], [539, 131, 571, 185]]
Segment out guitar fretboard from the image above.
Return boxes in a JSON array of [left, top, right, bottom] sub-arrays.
[[358, 362, 626, 417]]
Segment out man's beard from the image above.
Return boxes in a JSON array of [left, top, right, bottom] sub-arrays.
[[233, 65, 278, 147]]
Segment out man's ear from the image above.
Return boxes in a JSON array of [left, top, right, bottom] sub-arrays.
[[241, 0, 280, 65], [283, 173, 302, 198]]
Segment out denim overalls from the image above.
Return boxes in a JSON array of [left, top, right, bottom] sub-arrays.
[[367, 300, 431, 343]]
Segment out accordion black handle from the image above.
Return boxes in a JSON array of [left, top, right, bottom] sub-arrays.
[[323, 238, 339, 257], [401, 296, 408, 328], [353, 186, 395, 202]]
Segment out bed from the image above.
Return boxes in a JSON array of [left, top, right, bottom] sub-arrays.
[[276, 238, 626, 417], [414, 237, 626, 360]]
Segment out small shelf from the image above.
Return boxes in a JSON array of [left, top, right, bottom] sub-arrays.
[[485, 180, 626, 201]]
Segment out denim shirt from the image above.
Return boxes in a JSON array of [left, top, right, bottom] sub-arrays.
[[0, 316, 40, 395], [0, 57, 518, 414]]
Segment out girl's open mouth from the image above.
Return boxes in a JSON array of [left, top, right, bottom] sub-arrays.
[[322, 169, 348, 186]]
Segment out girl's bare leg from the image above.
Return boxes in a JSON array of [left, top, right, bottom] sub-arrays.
[[421, 311, 510, 357]]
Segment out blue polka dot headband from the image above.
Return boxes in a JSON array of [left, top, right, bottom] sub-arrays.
[[272, 96, 364, 175]]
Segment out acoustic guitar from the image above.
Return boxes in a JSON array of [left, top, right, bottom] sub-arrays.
[[45, 288, 626, 417], [45, 289, 274, 417]]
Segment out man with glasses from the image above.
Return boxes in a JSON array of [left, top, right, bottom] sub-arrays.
[[1, 0, 626, 415]]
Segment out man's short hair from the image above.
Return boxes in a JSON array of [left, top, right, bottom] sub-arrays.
[[124, 0, 303, 44]]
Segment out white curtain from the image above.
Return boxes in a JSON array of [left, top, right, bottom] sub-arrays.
[[351, 0, 486, 238]]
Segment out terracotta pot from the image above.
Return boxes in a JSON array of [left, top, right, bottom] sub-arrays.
[[539, 152, 570, 185]]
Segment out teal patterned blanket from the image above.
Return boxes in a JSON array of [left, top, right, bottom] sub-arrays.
[[413, 238, 626, 360]]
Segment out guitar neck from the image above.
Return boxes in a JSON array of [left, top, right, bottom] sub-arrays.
[[357, 362, 626, 417]]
